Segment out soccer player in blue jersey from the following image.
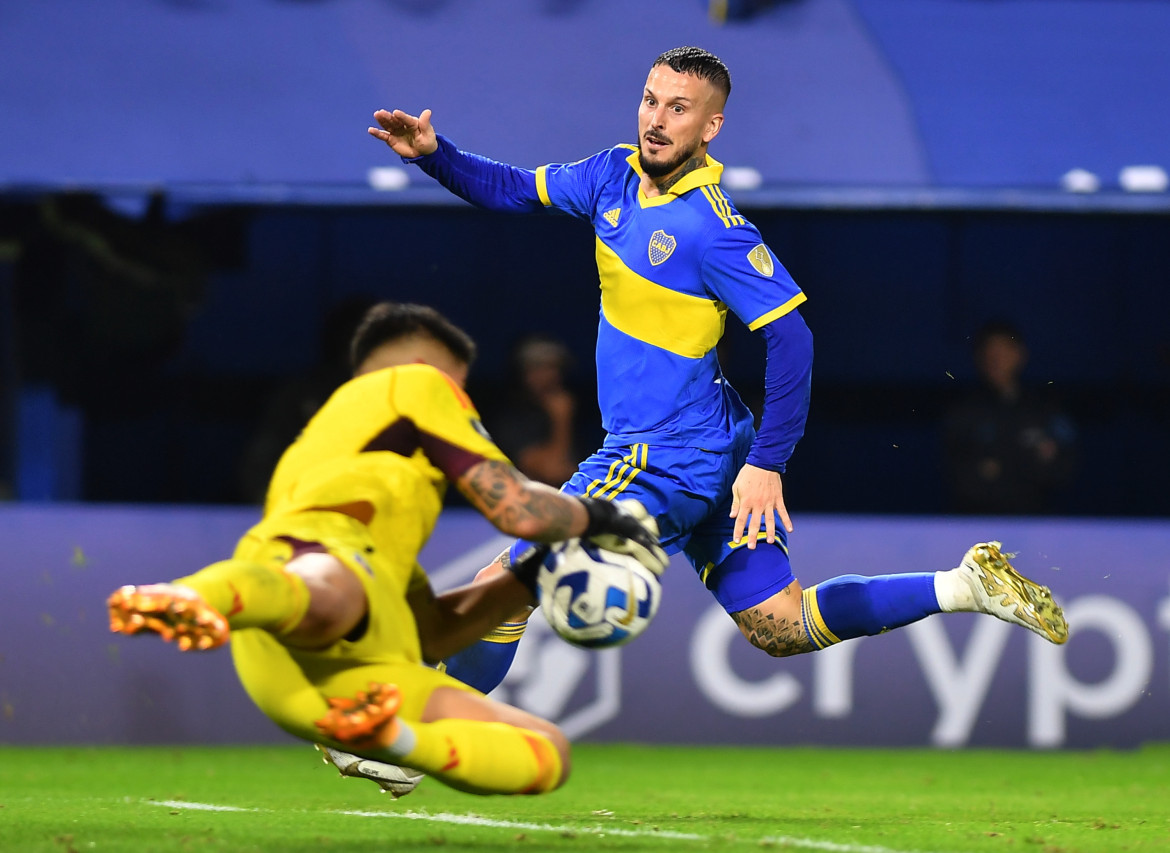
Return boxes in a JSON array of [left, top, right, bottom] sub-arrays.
[[325, 46, 1068, 795]]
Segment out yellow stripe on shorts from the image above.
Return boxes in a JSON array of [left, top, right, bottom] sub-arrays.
[[585, 444, 647, 500]]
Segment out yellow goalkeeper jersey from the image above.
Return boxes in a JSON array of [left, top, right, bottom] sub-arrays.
[[262, 363, 508, 560]]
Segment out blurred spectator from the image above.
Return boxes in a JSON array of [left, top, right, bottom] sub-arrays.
[[943, 320, 1079, 515], [237, 296, 377, 503], [484, 333, 581, 487]]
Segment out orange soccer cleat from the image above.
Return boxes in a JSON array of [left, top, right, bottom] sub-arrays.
[[107, 583, 230, 651], [315, 682, 403, 749]]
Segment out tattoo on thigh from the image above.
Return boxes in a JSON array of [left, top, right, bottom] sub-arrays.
[[731, 606, 815, 658]]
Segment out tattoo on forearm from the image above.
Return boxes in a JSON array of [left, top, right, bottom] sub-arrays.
[[731, 605, 815, 657], [465, 460, 510, 510], [655, 155, 707, 194], [464, 460, 576, 540], [516, 489, 576, 539]]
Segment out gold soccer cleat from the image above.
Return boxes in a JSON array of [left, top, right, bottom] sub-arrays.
[[959, 542, 1069, 644], [315, 682, 402, 749], [107, 584, 229, 651], [315, 744, 425, 799]]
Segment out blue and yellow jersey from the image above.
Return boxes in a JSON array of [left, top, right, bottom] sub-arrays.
[[263, 363, 509, 558], [533, 146, 805, 450], [409, 135, 808, 454]]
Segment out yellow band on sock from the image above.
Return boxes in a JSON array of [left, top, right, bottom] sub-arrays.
[[482, 621, 529, 644], [801, 585, 842, 650]]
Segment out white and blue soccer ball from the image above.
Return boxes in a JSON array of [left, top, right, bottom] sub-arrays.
[[537, 538, 662, 649]]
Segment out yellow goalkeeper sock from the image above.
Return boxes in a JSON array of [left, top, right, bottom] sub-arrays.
[[388, 718, 564, 795], [174, 559, 310, 634]]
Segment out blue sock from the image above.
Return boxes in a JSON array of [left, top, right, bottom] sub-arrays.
[[442, 621, 527, 694], [801, 574, 940, 649]]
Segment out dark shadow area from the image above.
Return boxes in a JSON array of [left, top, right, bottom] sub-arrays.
[[2, 196, 1166, 515]]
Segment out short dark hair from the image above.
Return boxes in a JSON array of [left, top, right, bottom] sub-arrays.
[[349, 302, 477, 371], [651, 46, 732, 102]]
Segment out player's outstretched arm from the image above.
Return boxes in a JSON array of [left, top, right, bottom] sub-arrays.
[[408, 569, 538, 663], [456, 459, 587, 543], [368, 108, 438, 158], [455, 460, 668, 572]]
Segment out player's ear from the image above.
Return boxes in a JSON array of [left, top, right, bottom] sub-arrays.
[[703, 113, 724, 144]]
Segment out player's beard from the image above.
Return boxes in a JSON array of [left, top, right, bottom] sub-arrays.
[[638, 137, 699, 178]]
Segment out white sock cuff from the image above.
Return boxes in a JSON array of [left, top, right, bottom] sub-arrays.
[[383, 719, 417, 761], [934, 569, 975, 613]]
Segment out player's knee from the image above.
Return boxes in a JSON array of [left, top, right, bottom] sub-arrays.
[[731, 592, 815, 658], [285, 553, 368, 645]]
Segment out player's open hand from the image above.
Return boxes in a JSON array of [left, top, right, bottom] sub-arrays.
[[368, 108, 438, 158], [729, 463, 793, 549]]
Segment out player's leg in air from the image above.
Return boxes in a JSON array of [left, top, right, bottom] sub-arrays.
[[692, 515, 1069, 657], [107, 526, 569, 797]]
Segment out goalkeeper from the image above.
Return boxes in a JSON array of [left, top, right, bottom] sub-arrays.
[[107, 301, 666, 797], [362, 46, 1069, 711]]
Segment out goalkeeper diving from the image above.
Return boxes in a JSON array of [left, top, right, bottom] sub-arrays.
[[107, 301, 667, 797]]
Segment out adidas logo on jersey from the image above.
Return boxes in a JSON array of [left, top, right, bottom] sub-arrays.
[[602, 207, 621, 227]]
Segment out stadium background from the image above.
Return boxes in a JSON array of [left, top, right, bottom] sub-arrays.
[[1, 0, 1167, 750]]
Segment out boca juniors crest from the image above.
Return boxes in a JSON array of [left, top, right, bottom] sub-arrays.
[[648, 230, 676, 266]]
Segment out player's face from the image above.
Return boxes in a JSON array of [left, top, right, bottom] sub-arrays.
[[356, 335, 470, 387], [638, 66, 725, 179]]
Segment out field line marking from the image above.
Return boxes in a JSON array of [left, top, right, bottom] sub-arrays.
[[154, 800, 257, 812], [148, 800, 944, 853], [335, 808, 704, 840]]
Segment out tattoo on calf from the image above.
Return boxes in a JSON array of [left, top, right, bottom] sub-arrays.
[[731, 607, 815, 658]]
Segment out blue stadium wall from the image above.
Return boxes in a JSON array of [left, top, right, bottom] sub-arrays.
[[2, 0, 1168, 192]]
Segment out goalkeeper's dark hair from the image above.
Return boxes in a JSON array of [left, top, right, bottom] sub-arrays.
[[652, 46, 731, 103], [349, 301, 477, 371]]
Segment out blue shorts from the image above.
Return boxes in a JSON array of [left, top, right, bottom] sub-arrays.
[[515, 441, 796, 614]]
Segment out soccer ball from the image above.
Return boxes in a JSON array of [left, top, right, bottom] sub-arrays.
[[537, 539, 662, 649]]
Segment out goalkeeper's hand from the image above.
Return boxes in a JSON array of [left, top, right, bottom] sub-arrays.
[[579, 498, 669, 576]]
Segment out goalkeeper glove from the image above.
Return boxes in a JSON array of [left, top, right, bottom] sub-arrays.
[[579, 498, 669, 576], [505, 543, 551, 597]]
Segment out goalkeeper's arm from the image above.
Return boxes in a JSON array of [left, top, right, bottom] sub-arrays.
[[406, 462, 665, 661], [454, 459, 667, 579]]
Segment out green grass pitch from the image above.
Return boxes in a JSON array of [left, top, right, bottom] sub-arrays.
[[1, 743, 1167, 852]]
